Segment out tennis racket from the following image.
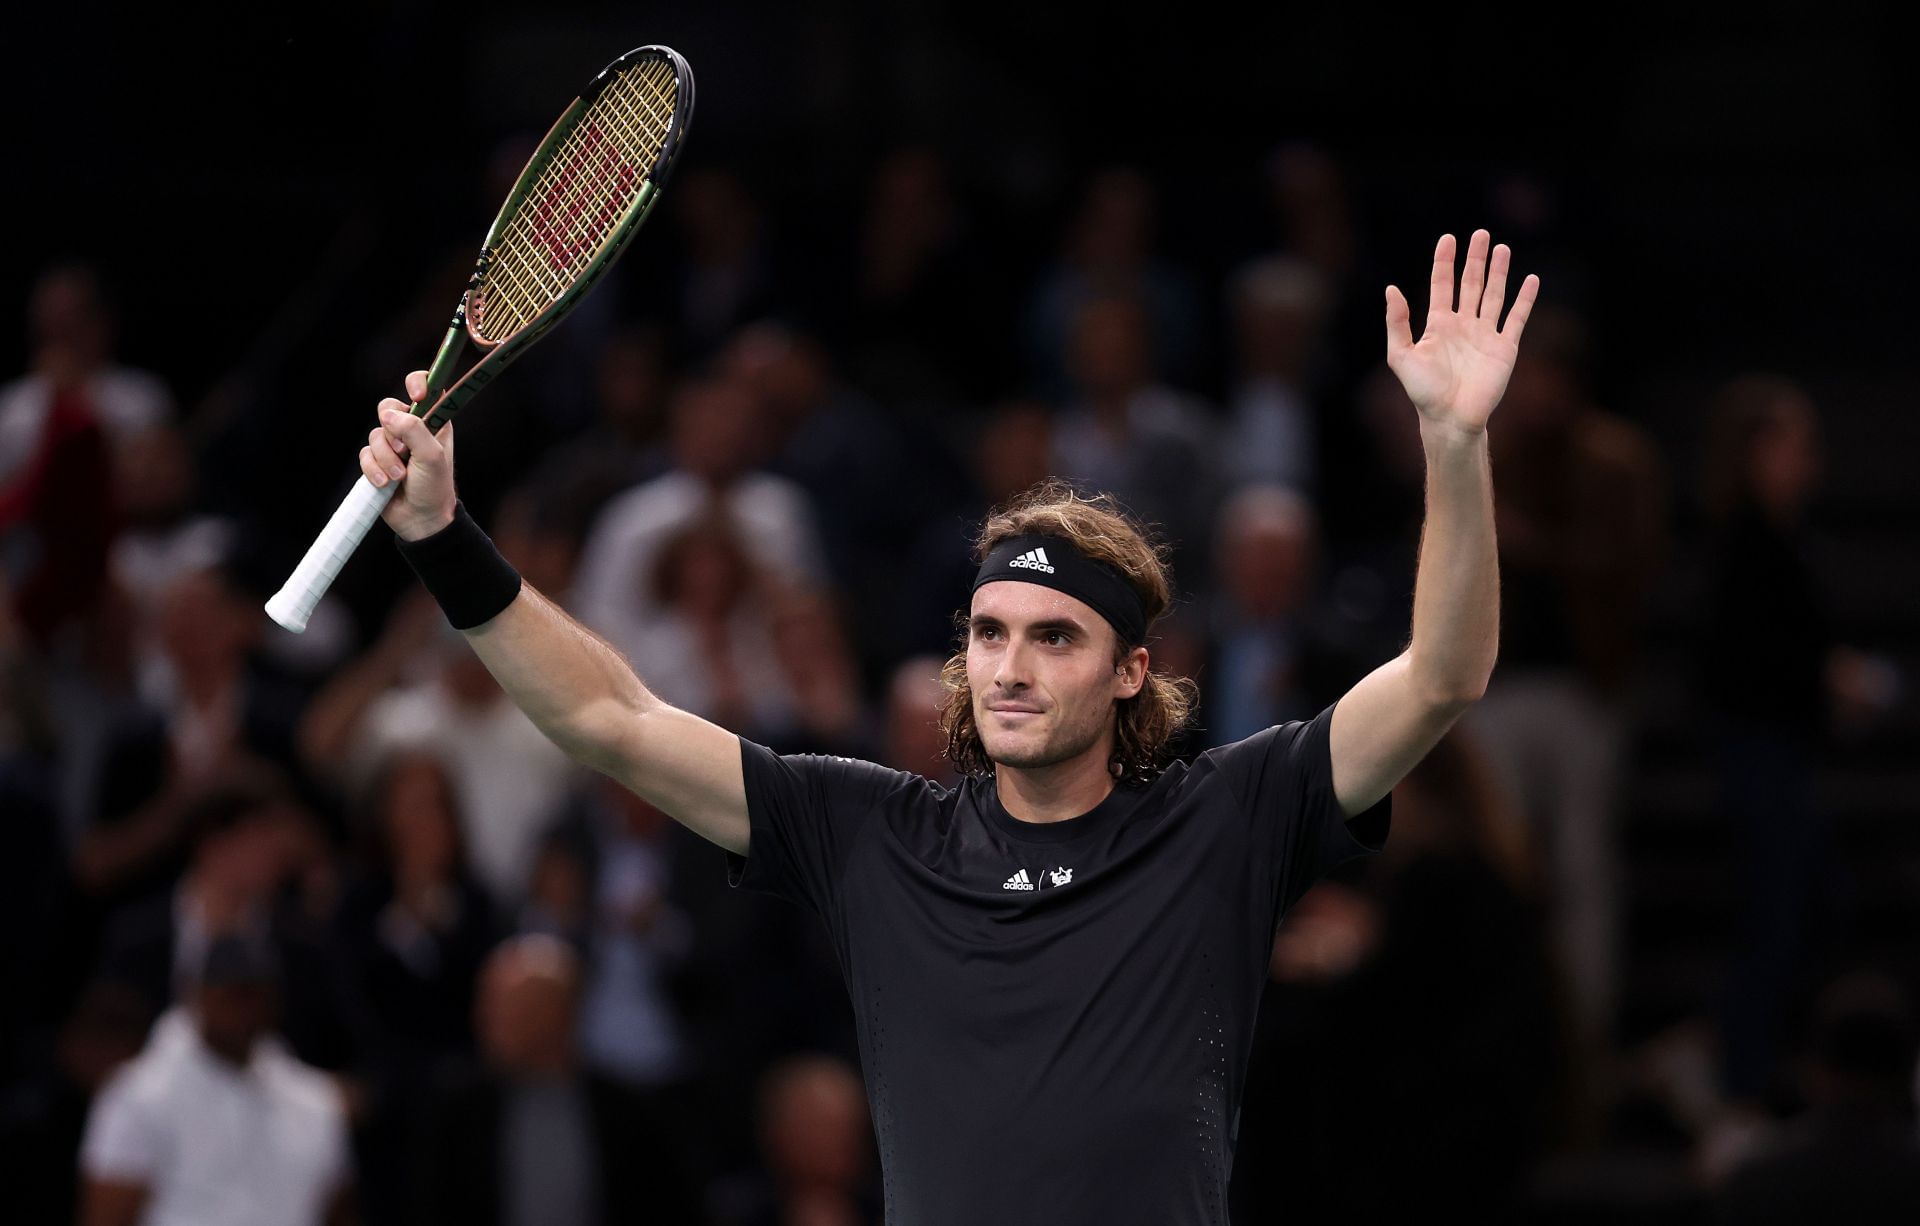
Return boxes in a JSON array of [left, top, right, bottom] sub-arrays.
[[265, 44, 694, 632]]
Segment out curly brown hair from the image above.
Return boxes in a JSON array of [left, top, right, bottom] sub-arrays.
[[939, 480, 1198, 784]]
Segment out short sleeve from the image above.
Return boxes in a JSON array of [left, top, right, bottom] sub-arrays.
[[1203, 699, 1391, 928], [80, 1069, 163, 1183], [724, 737, 915, 920]]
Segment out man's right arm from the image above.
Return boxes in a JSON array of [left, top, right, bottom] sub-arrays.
[[462, 581, 748, 855], [360, 371, 749, 857]]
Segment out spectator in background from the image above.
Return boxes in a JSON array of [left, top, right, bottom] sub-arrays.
[[1255, 144, 1380, 392], [72, 557, 314, 914], [765, 584, 869, 754], [105, 424, 260, 694], [837, 147, 1008, 409], [1710, 972, 1920, 1222], [413, 934, 702, 1226], [1, 265, 170, 651], [518, 825, 595, 949], [881, 655, 956, 785], [1052, 290, 1219, 574], [1235, 728, 1569, 1217], [334, 747, 497, 1225], [6, 268, 204, 848], [335, 748, 497, 1064], [299, 592, 579, 909], [563, 781, 696, 1096], [93, 773, 361, 1071], [1025, 167, 1207, 399], [715, 1055, 881, 1226], [1249, 145, 1408, 547], [525, 323, 676, 548], [717, 321, 944, 682], [1457, 306, 1667, 1102], [572, 375, 828, 666], [79, 935, 355, 1226], [1261, 144, 1358, 293], [1200, 485, 1362, 745], [44, 547, 302, 907], [1697, 376, 1894, 1110], [1220, 255, 1328, 493], [617, 509, 804, 738], [668, 168, 785, 360], [889, 398, 1056, 664]]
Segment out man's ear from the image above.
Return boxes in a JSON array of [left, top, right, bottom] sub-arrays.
[[1114, 645, 1149, 699]]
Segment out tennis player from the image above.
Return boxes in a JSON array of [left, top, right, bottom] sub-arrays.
[[360, 229, 1536, 1224]]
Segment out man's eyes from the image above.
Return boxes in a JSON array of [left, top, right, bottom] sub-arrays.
[[974, 626, 1070, 646]]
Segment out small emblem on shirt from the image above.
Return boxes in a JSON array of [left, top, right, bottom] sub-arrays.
[[1048, 867, 1073, 886], [1007, 547, 1055, 574], [1003, 869, 1035, 891]]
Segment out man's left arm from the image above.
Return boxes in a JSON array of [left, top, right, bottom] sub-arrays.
[[1328, 229, 1539, 816]]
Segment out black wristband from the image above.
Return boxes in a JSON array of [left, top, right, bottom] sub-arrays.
[[393, 501, 523, 629]]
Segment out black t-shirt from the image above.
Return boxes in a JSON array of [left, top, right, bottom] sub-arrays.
[[724, 699, 1391, 1225]]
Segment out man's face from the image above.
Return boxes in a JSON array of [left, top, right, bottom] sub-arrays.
[[966, 581, 1143, 772], [194, 983, 275, 1065]]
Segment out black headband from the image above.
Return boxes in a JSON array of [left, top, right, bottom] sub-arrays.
[[972, 533, 1149, 648]]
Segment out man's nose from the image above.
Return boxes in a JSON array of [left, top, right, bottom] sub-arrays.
[[994, 637, 1032, 687]]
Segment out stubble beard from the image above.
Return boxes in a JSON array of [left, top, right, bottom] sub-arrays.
[[979, 696, 1111, 772]]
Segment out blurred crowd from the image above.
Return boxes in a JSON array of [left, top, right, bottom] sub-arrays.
[[2, 140, 1916, 1224]]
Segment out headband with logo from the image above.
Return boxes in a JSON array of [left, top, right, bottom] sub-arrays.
[[972, 533, 1149, 648]]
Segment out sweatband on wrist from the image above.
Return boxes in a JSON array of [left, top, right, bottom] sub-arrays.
[[393, 501, 523, 630], [972, 533, 1149, 647]]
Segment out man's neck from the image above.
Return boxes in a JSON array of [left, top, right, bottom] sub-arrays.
[[994, 741, 1117, 824]]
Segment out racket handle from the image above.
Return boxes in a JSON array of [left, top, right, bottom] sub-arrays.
[[264, 475, 398, 632]]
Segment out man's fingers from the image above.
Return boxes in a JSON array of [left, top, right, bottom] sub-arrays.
[[1482, 243, 1511, 325], [1459, 229, 1490, 319], [359, 445, 391, 488], [1384, 284, 1414, 359], [367, 427, 406, 482], [1426, 233, 1456, 324], [404, 370, 430, 402], [375, 397, 412, 457], [379, 407, 443, 465], [1501, 273, 1541, 340]]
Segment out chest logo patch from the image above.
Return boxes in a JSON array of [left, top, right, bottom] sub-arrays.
[[1003, 866, 1073, 891]]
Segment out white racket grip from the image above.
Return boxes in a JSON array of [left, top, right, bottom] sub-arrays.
[[264, 475, 398, 632]]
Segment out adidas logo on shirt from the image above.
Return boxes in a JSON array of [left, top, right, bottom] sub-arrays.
[[1003, 869, 1035, 891], [1007, 547, 1055, 574]]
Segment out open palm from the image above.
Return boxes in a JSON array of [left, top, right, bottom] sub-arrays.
[[1385, 230, 1539, 433]]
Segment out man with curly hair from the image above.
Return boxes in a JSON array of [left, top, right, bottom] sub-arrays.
[[357, 230, 1537, 1225]]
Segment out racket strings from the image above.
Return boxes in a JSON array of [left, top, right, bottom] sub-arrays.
[[472, 57, 680, 342]]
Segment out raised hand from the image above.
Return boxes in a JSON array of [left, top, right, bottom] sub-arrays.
[[360, 369, 457, 541], [1384, 229, 1539, 435]]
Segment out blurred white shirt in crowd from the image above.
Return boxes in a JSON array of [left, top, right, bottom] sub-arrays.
[[80, 1007, 349, 1226]]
